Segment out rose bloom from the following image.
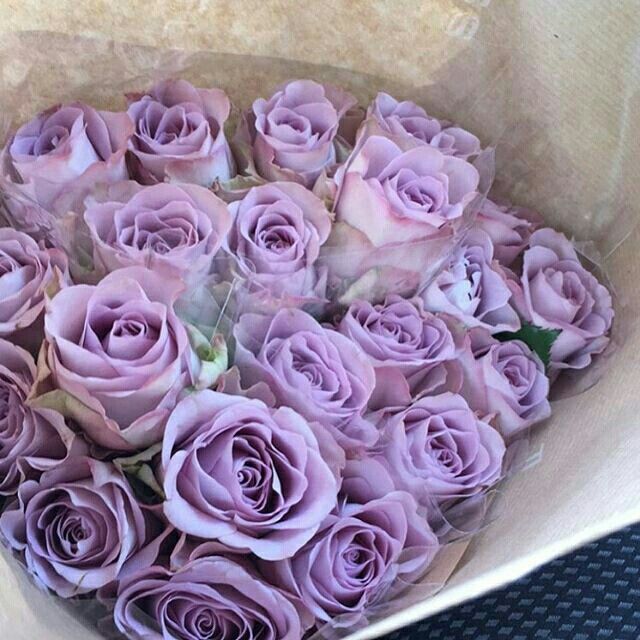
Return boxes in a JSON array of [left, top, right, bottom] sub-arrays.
[[474, 197, 542, 267], [338, 295, 463, 408], [233, 308, 377, 452], [127, 79, 235, 186], [0, 457, 164, 597], [161, 390, 342, 560], [368, 92, 481, 159], [236, 79, 357, 187], [0, 227, 67, 351], [0, 339, 82, 496], [263, 457, 439, 623], [84, 181, 231, 281], [377, 392, 505, 507], [0, 102, 132, 224], [461, 338, 551, 439], [512, 228, 614, 371], [41, 267, 194, 451], [114, 556, 302, 640], [420, 229, 521, 333], [224, 181, 332, 304]]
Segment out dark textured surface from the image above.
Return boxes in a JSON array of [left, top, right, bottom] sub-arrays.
[[385, 524, 640, 640]]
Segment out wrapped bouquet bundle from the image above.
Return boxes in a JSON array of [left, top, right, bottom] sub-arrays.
[[0, 3, 638, 640]]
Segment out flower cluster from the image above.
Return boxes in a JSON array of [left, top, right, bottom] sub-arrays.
[[0, 79, 613, 640]]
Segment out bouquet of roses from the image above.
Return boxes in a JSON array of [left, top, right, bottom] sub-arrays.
[[0, 78, 614, 640]]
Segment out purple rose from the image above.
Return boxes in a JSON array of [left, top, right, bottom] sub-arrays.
[[368, 93, 481, 160], [161, 390, 341, 560], [225, 182, 332, 304], [377, 393, 505, 506], [513, 228, 614, 370], [263, 457, 438, 623], [0, 457, 163, 597], [237, 80, 357, 187], [114, 556, 302, 640], [127, 79, 235, 186], [0, 339, 83, 495], [0, 227, 67, 350], [338, 295, 463, 409], [84, 181, 231, 281], [0, 102, 133, 223], [420, 229, 521, 333], [39, 267, 193, 451], [233, 309, 377, 453], [474, 198, 542, 266], [461, 339, 551, 439], [326, 135, 479, 298]]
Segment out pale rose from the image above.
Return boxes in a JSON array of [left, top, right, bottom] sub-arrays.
[[127, 79, 235, 186], [84, 181, 231, 281], [0, 102, 133, 226], [0, 339, 83, 495], [38, 267, 194, 451], [474, 197, 542, 266], [233, 309, 377, 453], [0, 227, 67, 350], [224, 182, 331, 304], [420, 229, 521, 333], [513, 228, 614, 370], [368, 92, 481, 159], [236, 79, 357, 187]]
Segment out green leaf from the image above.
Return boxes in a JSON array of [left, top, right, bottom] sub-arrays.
[[495, 323, 561, 368]]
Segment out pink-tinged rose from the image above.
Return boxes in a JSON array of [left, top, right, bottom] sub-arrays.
[[377, 393, 505, 506], [420, 229, 521, 333], [236, 80, 357, 188], [461, 338, 551, 439], [114, 557, 302, 640], [338, 295, 463, 409], [474, 198, 543, 266], [161, 390, 342, 560], [0, 339, 83, 495], [513, 228, 614, 370], [38, 267, 194, 452], [233, 309, 377, 453], [0, 457, 166, 597], [0, 227, 68, 350], [0, 102, 133, 225], [127, 79, 235, 186], [262, 457, 438, 623], [367, 92, 481, 159], [224, 182, 331, 304], [84, 181, 231, 281]]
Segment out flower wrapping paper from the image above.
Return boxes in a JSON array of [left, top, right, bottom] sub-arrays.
[[0, 2, 636, 636]]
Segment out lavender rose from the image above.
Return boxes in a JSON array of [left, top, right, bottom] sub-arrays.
[[513, 228, 614, 370], [38, 267, 194, 452], [127, 79, 235, 186], [368, 92, 481, 159], [0, 457, 163, 597], [0, 339, 83, 495], [338, 295, 463, 408], [161, 390, 341, 560], [236, 79, 357, 187], [474, 198, 542, 266], [420, 229, 521, 333], [461, 339, 551, 439], [264, 457, 438, 623], [0, 227, 67, 349], [114, 556, 302, 640], [0, 102, 132, 223], [84, 181, 231, 281], [224, 181, 332, 303], [377, 393, 505, 506], [233, 309, 377, 452]]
